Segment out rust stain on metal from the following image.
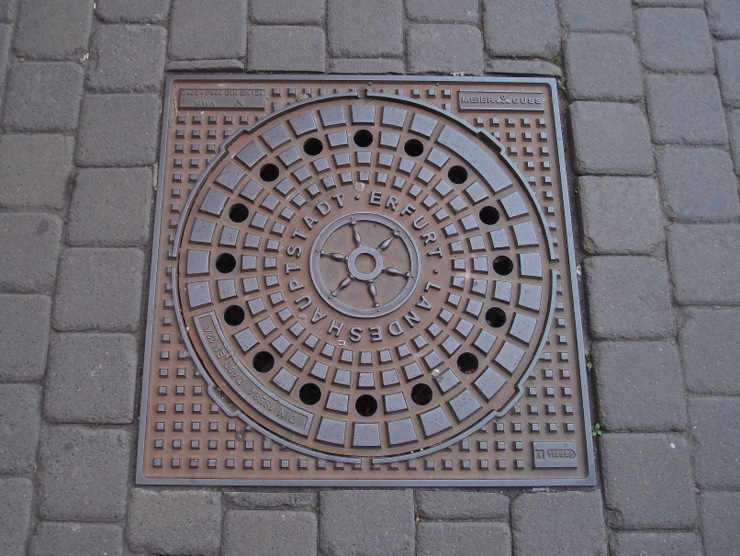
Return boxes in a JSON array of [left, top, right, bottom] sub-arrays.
[[137, 76, 594, 486]]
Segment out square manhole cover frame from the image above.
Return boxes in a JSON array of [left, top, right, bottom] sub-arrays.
[[137, 74, 595, 487]]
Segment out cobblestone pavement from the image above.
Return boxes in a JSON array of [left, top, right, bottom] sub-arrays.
[[1, 0, 738, 554]]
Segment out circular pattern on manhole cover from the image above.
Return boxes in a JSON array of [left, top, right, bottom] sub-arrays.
[[174, 93, 555, 461]]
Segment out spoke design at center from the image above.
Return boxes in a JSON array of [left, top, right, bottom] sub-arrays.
[[320, 221, 413, 303], [309, 212, 422, 318]]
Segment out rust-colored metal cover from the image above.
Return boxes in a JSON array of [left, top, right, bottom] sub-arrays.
[[137, 75, 595, 486]]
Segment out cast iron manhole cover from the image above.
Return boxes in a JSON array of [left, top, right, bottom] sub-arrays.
[[138, 76, 594, 486]]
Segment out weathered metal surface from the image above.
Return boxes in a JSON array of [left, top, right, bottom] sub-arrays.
[[137, 76, 594, 486]]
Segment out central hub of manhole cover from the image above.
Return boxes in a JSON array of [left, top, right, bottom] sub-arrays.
[[139, 76, 594, 486], [175, 94, 554, 461]]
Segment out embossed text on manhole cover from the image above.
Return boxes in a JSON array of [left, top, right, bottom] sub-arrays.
[[137, 76, 595, 486]]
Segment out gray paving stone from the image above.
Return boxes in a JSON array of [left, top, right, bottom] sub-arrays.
[[511, 491, 607, 554], [327, 0, 403, 57], [716, 41, 740, 107], [0, 383, 41, 474], [564, 34, 642, 101], [0, 213, 63, 294], [483, 0, 560, 58], [223, 510, 317, 556], [416, 490, 509, 519], [252, 0, 324, 24], [127, 489, 222, 555], [667, 224, 740, 304], [2, 62, 83, 132], [76, 94, 160, 166], [417, 522, 511, 556], [224, 490, 317, 509], [37, 425, 130, 521], [594, 341, 686, 431], [166, 59, 245, 71], [681, 308, 740, 395], [407, 0, 478, 23], [612, 531, 702, 555], [53, 248, 144, 332], [0, 135, 74, 210], [329, 58, 405, 74], [637, 8, 714, 73], [0, 478, 33, 555], [13, 0, 93, 60], [30, 522, 123, 556], [408, 24, 484, 75], [68, 168, 153, 247], [634, 0, 701, 4], [578, 177, 663, 255], [0, 0, 18, 21], [601, 433, 697, 529], [0, 23, 9, 109], [87, 25, 166, 92], [248, 26, 325, 72], [657, 147, 740, 221], [700, 492, 740, 555], [168, 0, 246, 60], [730, 110, 740, 171], [319, 490, 414, 555], [96, 0, 171, 22], [44, 333, 137, 424], [0, 295, 51, 381], [585, 256, 674, 339], [559, 0, 632, 32], [690, 397, 740, 489], [570, 102, 654, 175], [485, 58, 562, 77], [706, 0, 740, 39], [646, 74, 728, 145]]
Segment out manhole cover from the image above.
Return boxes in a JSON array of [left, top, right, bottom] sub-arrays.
[[138, 76, 594, 486]]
